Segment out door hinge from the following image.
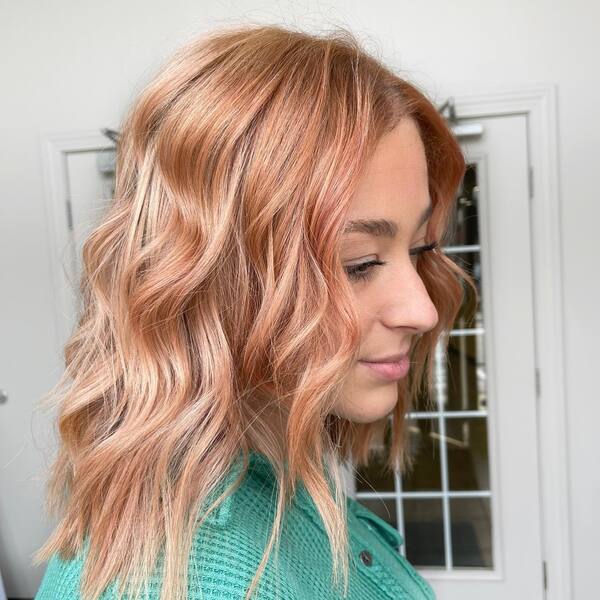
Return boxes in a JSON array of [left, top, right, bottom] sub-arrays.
[[535, 368, 541, 398], [66, 197, 74, 231], [542, 560, 548, 590], [528, 165, 534, 199]]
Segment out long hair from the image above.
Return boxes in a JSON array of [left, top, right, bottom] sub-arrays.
[[34, 23, 476, 600]]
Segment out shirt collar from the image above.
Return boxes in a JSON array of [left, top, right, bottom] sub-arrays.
[[246, 451, 404, 548]]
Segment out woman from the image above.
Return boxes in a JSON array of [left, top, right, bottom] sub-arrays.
[[34, 23, 474, 600]]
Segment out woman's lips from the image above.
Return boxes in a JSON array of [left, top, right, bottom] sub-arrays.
[[358, 355, 410, 381]]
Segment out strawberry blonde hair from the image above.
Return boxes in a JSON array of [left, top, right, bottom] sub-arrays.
[[34, 22, 475, 600]]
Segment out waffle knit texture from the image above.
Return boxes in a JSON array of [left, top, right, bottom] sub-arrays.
[[35, 450, 436, 599]]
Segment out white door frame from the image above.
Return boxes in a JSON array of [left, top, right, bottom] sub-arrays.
[[40, 83, 571, 600], [40, 129, 115, 350], [448, 83, 571, 600]]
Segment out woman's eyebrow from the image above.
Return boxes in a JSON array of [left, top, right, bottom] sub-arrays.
[[342, 202, 433, 238]]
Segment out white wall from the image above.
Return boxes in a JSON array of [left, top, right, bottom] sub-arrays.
[[1, 1, 598, 597]]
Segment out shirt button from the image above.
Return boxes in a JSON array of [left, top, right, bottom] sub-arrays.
[[359, 549, 373, 566]]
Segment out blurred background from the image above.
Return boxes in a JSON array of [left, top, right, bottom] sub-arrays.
[[1, 1, 598, 599]]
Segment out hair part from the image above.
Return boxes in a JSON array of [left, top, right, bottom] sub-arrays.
[[34, 22, 476, 600]]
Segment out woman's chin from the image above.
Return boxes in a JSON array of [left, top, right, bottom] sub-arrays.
[[331, 385, 398, 424]]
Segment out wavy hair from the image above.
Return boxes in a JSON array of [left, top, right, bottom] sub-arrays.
[[34, 22, 476, 600]]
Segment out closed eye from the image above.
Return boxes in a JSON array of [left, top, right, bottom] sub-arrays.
[[344, 240, 439, 282]]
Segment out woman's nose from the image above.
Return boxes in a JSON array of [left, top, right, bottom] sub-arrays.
[[383, 268, 439, 334]]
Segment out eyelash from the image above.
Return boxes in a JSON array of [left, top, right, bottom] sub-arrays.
[[344, 241, 439, 282]]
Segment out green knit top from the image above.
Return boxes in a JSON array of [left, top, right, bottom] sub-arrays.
[[35, 450, 436, 599]]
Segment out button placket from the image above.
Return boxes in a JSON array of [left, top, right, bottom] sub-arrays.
[[294, 492, 435, 599], [347, 497, 441, 599], [349, 526, 412, 599], [351, 506, 436, 598], [356, 523, 437, 599]]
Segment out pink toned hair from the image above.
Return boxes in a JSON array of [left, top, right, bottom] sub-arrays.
[[34, 22, 476, 600]]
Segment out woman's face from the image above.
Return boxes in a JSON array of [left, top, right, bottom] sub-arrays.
[[332, 118, 439, 423]]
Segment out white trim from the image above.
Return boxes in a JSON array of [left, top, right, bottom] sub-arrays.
[[449, 83, 572, 600], [356, 490, 492, 499], [39, 130, 115, 352]]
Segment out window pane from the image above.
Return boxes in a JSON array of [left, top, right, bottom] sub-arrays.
[[401, 418, 442, 491], [445, 333, 488, 412], [403, 498, 445, 567], [451, 162, 479, 246], [446, 418, 490, 491], [451, 251, 483, 329], [450, 497, 493, 568]]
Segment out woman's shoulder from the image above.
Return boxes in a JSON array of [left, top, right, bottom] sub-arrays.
[[35, 548, 89, 600], [34, 453, 299, 600], [188, 451, 305, 598]]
